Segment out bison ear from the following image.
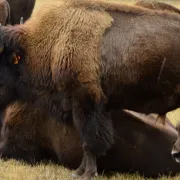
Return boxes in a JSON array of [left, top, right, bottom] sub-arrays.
[[20, 17, 24, 25], [0, 23, 4, 54]]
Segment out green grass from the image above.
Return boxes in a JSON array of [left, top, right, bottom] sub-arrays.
[[0, 0, 180, 179]]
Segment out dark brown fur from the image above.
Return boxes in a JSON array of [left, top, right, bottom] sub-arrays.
[[134, 1, 180, 123], [0, 0, 180, 179], [6, 0, 35, 25], [1, 101, 180, 177]]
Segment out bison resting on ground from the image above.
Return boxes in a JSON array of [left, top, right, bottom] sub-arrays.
[[0, 0, 180, 179], [6, 0, 35, 25], [0, 0, 10, 25], [0, 101, 180, 178]]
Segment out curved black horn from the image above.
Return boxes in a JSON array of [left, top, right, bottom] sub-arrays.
[[0, 23, 4, 53], [20, 17, 24, 24]]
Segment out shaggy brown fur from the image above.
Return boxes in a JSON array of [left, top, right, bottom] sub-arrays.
[[23, 0, 117, 105], [0, 0, 180, 179], [135, 1, 180, 14], [0, 0, 10, 25], [1, 101, 180, 177]]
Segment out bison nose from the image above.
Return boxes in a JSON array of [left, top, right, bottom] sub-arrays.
[[171, 149, 180, 163]]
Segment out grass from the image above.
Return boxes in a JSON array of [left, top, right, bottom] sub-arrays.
[[0, 0, 180, 180], [1, 159, 180, 180]]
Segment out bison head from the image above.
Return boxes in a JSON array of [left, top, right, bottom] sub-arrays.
[[0, 24, 21, 109], [0, 19, 26, 109]]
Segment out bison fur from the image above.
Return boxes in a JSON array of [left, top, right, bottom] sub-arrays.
[[0, 0, 179, 179]]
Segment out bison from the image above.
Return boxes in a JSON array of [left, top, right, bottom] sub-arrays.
[[0, 0, 10, 25], [6, 0, 35, 25], [0, 0, 179, 179], [0, 101, 180, 178]]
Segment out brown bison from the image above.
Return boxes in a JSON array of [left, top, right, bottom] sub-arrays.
[[0, 0, 179, 179], [0, 101, 180, 178], [0, 0, 10, 25], [6, 0, 35, 25]]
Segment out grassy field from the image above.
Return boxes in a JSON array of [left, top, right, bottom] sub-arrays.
[[0, 0, 180, 180]]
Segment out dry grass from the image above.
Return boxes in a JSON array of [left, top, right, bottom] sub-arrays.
[[1, 159, 180, 180], [0, 0, 180, 179]]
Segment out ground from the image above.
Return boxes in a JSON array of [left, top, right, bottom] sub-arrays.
[[0, 0, 180, 180]]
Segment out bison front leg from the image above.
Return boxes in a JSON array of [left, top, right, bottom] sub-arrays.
[[72, 152, 87, 178], [72, 92, 114, 180]]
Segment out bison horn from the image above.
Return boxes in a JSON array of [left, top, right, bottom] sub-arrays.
[[20, 17, 24, 24], [123, 109, 158, 122], [123, 109, 178, 137], [0, 23, 4, 54]]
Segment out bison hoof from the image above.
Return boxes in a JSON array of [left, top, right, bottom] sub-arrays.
[[79, 172, 98, 180], [72, 169, 84, 178]]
